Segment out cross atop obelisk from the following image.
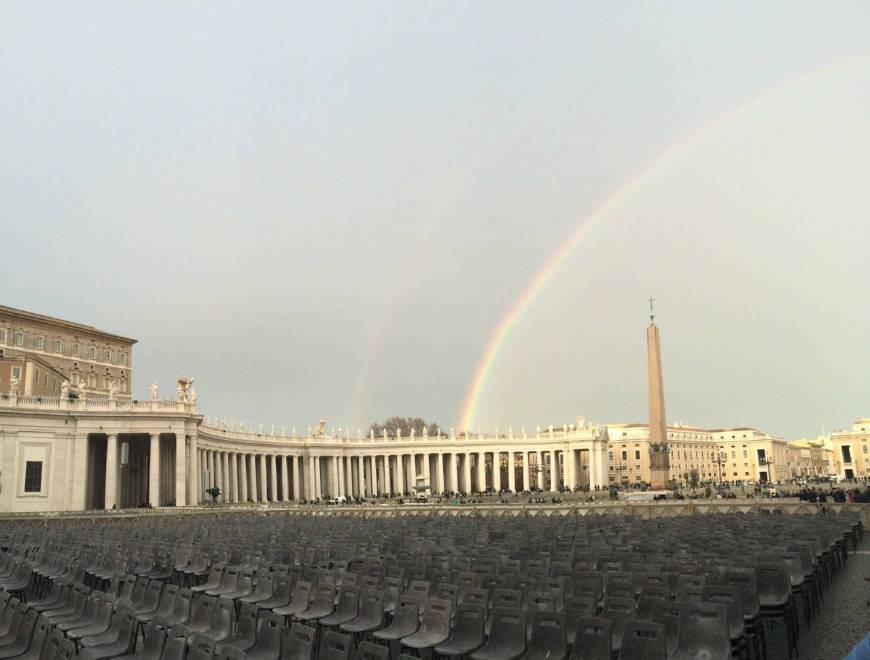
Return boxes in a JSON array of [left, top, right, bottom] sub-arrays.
[[647, 299, 670, 488]]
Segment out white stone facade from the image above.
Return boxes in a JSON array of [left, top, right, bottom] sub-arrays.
[[0, 395, 610, 512]]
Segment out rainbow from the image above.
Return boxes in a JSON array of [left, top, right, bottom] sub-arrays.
[[457, 54, 870, 431]]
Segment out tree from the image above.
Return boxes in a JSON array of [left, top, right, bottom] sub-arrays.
[[688, 469, 700, 488], [368, 417, 440, 438]]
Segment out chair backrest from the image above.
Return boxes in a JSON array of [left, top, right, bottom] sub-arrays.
[[407, 580, 430, 598], [283, 622, 316, 659], [318, 630, 353, 660], [458, 586, 489, 608], [251, 611, 282, 657], [28, 613, 51, 659], [528, 610, 566, 658], [216, 646, 247, 660], [235, 603, 259, 645], [491, 588, 523, 610], [211, 596, 235, 637], [486, 607, 527, 656], [188, 633, 216, 660], [142, 580, 164, 608], [618, 620, 666, 660], [572, 617, 612, 660], [117, 574, 136, 601], [675, 600, 731, 659], [355, 641, 389, 660], [190, 594, 217, 627], [138, 619, 169, 659]]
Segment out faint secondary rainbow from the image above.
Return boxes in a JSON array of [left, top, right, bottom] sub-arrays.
[[457, 54, 870, 431]]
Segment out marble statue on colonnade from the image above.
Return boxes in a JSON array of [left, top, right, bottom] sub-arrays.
[[150, 382, 159, 401]]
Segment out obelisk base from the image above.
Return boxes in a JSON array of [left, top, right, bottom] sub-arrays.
[[649, 467, 669, 490]]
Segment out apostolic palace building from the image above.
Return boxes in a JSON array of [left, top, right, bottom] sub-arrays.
[[0, 305, 866, 513]]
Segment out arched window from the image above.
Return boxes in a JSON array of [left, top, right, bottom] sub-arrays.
[[88, 345, 96, 360]]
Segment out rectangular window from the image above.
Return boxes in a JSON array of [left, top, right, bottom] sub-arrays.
[[104, 349, 112, 363], [35, 336, 44, 350], [14, 331, 24, 346], [44, 373, 48, 385], [24, 461, 42, 493], [634, 450, 640, 460], [35, 368, 40, 384], [621, 450, 627, 461], [12, 366, 21, 379], [120, 353, 128, 366], [88, 346, 96, 360], [72, 343, 80, 357], [0, 328, 6, 343], [53, 338, 63, 353]]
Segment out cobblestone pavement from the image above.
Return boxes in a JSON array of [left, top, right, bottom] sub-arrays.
[[798, 535, 869, 660]]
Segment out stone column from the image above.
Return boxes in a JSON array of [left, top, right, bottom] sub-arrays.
[[230, 453, 237, 503], [278, 455, 287, 501], [508, 451, 516, 493], [175, 433, 187, 506], [463, 453, 472, 493], [409, 454, 418, 495], [104, 434, 118, 510], [221, 452, 230, 500], [292, 456, 300, 500], [477, 453, 486, 493], [360, 457, 368, 497], [270, 455, 278, 502], [345, 457, 353, 497], [259, 455, 268, 502], [148, 433, 160, 507], [315, 457, 323, 499], [307, 456, 316, 499], [493, 451, 502, 492], [395, 455, 405, 495], [421, 453, 430, 494], [71, 433, 89, 510], [331, 456, 340, 497], [187, 432, 202, 505], [536, 451, 545, 490], [248, 454, 258, 501], [522, 452, 530, 492], [379, 455, 388, 496], [567, 448, 576, 491], [238, 455, 247, 501], [448, 453, 458, 492], [436, 453, 445, 493]]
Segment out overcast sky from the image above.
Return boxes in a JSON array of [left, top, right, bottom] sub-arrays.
[[2, 2, 869, 439]]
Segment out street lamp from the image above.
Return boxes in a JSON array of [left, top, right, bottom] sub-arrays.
[[713, 451, 728, 484]]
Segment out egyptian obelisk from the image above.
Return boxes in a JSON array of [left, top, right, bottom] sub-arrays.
[[647, 299, 670, 489]]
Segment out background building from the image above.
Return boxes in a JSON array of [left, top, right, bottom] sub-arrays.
[[830, 419, 870, 480], [0, 305, 136, 400]]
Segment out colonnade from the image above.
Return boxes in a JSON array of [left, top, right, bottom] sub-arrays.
[[195, 445, 610, 502]]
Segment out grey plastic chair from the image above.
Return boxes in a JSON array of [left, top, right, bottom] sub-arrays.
[[318, 631, 353, 660], [471, 607, 526, 660], [617, 620, 666, 660], [668, 600, 731, 660], [246, 611, 283, 660], [568, 617, 612, 660], [434, 601, 485, 657], [401, 597, 452, 651], [281, 622, 316, 660]]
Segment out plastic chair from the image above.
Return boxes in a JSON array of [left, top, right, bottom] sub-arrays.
[[401, 597, 452, 650], [471, 607, 526, 660], [522, 610, 566, 660], [340, 589, 384, 635], [66, 597, 116, 642], [650, 600, 681, 657], [0, 608, 37, 659], [259, 576, 293, 610], [215, 602, 259, 653], [602, 597, 635, 656], [668, 600, 731, 660], [319, 586, 360, 627], [159, 624, 190, 660], [373, 595, 419, 641], [296, 585, 336, 622], [281, 622, 316, 660], [217, 646, 249, 660], [318, 631, 353, 660], [112, 617, 168, 660], [78, 608, 137, 660], [186, 594, 218, 636], [355, 641, 389, 660], [273, 580, 311, 618], [568, 617, 612, 660], [617, 620, 666, 660], [187, 634, 217, 660], [246, 611, 283, 660], [10, 612, 50, 660]]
